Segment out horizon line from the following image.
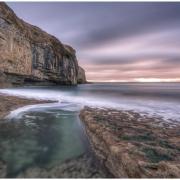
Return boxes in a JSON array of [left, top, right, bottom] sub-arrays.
[[87, 78, 180, 83]]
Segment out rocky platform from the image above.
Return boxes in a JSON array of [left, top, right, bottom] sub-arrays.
[[0, 2, 86, 87], [80, 107, 180, 178], [0, 94, 54, 119]]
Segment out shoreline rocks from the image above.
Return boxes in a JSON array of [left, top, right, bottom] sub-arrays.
[[0, 2, 86, 87], [16, 154, 110, 178], [80, 106, 180, 178], [0, 94, 55, 119]]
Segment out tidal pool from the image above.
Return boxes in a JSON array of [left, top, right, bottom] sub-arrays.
[[0, 103, 92, 177]]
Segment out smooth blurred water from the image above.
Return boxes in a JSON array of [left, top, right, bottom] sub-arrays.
[[1, 82, 180, 120], [0, 82, 180, 177]]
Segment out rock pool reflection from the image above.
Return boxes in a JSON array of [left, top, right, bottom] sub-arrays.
[[0, 104, 89, 177]]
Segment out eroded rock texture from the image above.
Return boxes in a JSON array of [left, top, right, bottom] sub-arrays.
[[78, 66, 86, 84], [80, 107, 180, 178], [0, 2, 85, 87]]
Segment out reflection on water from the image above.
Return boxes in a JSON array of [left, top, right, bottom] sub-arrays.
[[0, 104, 88, 177]]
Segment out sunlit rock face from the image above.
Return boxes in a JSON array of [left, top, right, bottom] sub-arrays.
[[0, 2, 84, 86]]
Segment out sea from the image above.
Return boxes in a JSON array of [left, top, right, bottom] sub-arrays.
[[0, 82, 179, 177]]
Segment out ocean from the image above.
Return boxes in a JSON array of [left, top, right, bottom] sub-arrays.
[[0, 82, 180, 177], [1, 82, 180, 121]]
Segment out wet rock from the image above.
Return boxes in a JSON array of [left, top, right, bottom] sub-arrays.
[[0, 161, 7, 178], [0, 2, 85, 87], [80, 107, 180, 178], [0, 71, 12, 88], [0, 94, 55, 119], [16, 154, 111, 178]]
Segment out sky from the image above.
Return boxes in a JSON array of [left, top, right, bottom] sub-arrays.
[[7, 2, 180, 82]]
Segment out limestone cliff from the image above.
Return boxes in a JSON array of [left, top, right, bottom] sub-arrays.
[[77, 66, 86, 84], [0, 2, 86, 87]]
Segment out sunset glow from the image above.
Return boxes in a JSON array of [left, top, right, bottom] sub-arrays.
[[88, 78, 180, 83], [135, 78, 180, 83], [8, 2, 180, 82]]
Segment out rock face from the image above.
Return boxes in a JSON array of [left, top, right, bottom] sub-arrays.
[[0, 2, 85, 87], [77, 66, 86, 84], [80, 107, 180, 178]]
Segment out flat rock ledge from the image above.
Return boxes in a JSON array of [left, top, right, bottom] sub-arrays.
[[0, 94, 55, 119], [80, 106, 180, 178]]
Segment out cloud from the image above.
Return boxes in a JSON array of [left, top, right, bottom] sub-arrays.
[[7, 2, 180, 81], [70, 3, 180, 49]]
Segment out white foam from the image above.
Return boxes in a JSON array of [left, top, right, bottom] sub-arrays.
[[6, 102, 81, 120], [0, 88, 180, 122]]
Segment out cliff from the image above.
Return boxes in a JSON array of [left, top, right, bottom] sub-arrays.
[[0, 2, 86, 87], [77, 66, 86, 84]]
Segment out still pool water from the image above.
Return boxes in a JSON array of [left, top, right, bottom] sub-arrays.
[[0, 103, 90, 177]]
